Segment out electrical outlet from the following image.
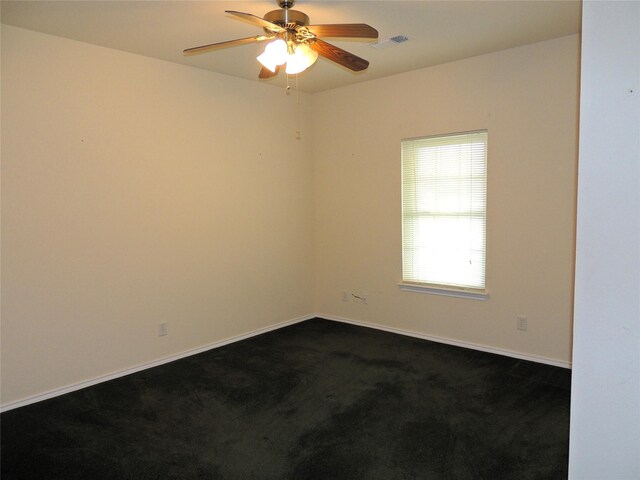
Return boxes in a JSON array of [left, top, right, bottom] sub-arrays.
[[342, 291, 349, 302], [362, 294, 368, 305], [159, 322, 168, 336], [517, 316, 527, 331]]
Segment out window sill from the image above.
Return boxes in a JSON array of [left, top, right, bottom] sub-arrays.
[[398, 283, 489, 301]]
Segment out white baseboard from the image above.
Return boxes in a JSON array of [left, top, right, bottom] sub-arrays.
[[320, 314, 572, 369], [2, 312, 570, 412], [0, 314, 314, 413]]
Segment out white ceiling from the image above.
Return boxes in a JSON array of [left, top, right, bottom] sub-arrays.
[[1, 0, 582, 93]]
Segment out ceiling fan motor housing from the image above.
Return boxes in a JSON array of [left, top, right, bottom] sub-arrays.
[[264, 9, 309, 29]]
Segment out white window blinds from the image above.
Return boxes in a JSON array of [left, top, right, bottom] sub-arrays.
[[401, 130, 488, 293]]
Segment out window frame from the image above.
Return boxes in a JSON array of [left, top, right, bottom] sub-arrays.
[[399, 129, 489, 300]]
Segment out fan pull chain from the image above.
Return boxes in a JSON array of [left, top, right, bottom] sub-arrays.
[[284, 73, 301, 139], [295, 74, 301, 139]]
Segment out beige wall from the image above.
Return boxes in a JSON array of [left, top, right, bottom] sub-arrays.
[[312, 35, 579, 364], [1, 26, 315, 406], [1, 26, 580, 407]]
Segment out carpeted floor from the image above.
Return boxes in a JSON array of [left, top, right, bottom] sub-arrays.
[[1, 318, 571, 479]]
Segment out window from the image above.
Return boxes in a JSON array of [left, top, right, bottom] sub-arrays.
[[401, 130, 488, 299]]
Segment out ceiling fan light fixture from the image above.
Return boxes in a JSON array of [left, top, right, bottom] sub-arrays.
[[257, 38, 288, 72], [285, 43, 318, 74], [185, 1, 378, 78]]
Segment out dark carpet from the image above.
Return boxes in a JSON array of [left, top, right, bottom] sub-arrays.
[[1, 318, 571, 479]]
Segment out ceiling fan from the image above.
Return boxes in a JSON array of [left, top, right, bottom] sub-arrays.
[[183, 0, 378, 78]]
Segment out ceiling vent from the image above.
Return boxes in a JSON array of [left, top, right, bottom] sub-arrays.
[[370, 35, 409, 50]]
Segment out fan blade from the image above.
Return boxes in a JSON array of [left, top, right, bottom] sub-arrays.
[[226, 11, 285, 33], [306, 24, 378, 39], [310, 39, 369, 72], [183, 36, 269, 56], [259, 64, 281, 79]]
